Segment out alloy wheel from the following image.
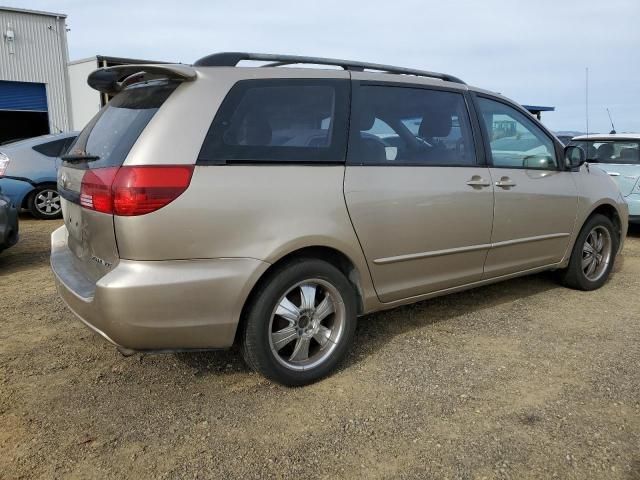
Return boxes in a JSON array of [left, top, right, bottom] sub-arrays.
[[582, 226, 612, 282], [34, 189, 61, 217], [268, 278, 346, 371]]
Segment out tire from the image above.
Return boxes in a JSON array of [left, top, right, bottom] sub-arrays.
[[241, 258, 357, 386], [558, 214, 619, 291], [27, 186, 62, 219]]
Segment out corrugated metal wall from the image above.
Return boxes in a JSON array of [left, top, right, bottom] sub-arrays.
[[0, 8, 71, 132]]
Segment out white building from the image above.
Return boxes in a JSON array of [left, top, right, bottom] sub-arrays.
[[68, 55, 167, 130], [0, 6, 71, 143]]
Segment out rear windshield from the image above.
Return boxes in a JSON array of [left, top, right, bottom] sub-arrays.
[[66, 81, 177, 169], [570, 140, 640, 164]]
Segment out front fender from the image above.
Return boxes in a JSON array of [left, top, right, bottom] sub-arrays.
[[0, 178, 35, 208]]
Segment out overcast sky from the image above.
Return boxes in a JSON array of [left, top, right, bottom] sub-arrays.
[[6, 0, 640, 133]]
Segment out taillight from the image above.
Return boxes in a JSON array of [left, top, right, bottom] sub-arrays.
[[80, 166, 193, 216], [80, 167, 119, 213], [0, 152, 10, 176], [112, 166, 194, 216]]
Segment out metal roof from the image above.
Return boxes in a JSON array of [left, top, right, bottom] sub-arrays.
[[69, 55, 171, 66], [0, 6, 67, 18], [522, 105, 555, 113]]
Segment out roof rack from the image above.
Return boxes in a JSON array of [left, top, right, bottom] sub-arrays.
[[193, 52, 466, 85]]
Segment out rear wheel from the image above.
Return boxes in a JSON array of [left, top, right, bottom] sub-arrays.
[[241, 258, 357, 386], [28, 186, 62, 219], [559, 214, 618, 290]]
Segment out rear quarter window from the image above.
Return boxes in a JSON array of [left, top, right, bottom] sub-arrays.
[[197, 79, 350, 164], [32, 138, 73, 158]]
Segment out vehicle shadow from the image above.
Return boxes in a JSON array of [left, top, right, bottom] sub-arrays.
[[0, 214, 56, 275], [338, 272, 560, 372], [176, 271, 560, 377], [627, 222, 640, 238]]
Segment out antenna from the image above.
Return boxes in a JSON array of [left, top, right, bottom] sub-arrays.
[[606, 108, 616, 134], [585, 67, 589, 136]]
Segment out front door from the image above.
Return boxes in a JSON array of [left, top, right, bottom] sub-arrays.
[[475, 96, 578, 278], [344, 82, 494, 303]]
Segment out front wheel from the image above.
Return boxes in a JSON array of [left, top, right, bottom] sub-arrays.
[[27, 186, 62, 219], [241, 258, 357, 386], [558, 214, 619, 290]]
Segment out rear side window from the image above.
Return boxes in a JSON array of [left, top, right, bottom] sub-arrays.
[[32, 137, 76, 158], [347, 85, 477, 166], [198, 79, 349, 164], [66, 81, 177, 169]]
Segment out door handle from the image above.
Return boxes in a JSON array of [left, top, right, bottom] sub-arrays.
[[466, 176, 491, 188], [495, 177, 516, 188], [607, 172, 620, 176]]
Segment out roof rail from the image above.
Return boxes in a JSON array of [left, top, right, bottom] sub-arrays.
[[193, 52, 466, 85]]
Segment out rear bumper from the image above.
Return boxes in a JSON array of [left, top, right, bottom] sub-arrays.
[[50, 226, 269, 351]]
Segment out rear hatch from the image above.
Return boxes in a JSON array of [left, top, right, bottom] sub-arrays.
[[58, 81, 179, 282]]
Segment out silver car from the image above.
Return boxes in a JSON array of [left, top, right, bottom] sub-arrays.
[[51, 53, 628, 385]]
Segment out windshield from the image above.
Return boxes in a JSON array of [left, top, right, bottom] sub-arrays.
[[570, 140, 640, 164], [66, 81, 177, 169]]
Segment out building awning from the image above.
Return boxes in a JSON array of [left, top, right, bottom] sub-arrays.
[[522, 105, 555, 114]]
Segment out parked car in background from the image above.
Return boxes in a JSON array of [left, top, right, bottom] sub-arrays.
[[51, 53, 628, 386], [0, 185, 18, 254], [0, 132, 78, 219], [570, 134, 640, 224]]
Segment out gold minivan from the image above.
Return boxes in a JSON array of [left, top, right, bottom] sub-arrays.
[[51, 53, 628, 385]]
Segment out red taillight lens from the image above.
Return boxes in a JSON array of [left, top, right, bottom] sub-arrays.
[[80, 166, 193, 216], [112, 166, 194, 216], [80, 167, 119, 213]]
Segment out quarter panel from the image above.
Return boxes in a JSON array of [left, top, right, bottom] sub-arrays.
[[114, 165, 379, 308]]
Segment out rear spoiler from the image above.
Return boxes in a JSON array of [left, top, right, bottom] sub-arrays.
[[87, 64, 197, 95]]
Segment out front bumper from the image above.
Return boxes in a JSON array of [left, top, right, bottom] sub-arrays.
[[50, 226, 269, 352], [625, 193, 640, 223], [0, 177, 35, 209]]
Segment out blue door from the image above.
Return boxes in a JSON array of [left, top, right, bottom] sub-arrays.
[[0, 80, 48, 112]]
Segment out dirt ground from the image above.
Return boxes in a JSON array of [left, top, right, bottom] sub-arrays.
[[1, 217, 639, 479]]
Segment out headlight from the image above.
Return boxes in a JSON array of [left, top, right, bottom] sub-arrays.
[[0, 152, 9, 176]]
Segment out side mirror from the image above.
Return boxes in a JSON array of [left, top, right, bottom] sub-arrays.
[[523, 155, 554, 170], [564, 145, 586, 169]]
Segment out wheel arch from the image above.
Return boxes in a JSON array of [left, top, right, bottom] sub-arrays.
[[21, 181, 57, 209], [234, 245, 366, 345], [586, 202, 623, 243]]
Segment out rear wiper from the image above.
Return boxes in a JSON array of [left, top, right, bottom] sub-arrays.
[[61, 153, 101, 163]]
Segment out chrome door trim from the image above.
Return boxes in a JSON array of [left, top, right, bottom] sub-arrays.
[[373, 243, 491, 265], [491, 232, 571, 249], [373, 232, 571, 265]]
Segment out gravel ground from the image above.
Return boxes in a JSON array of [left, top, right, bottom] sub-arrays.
[[1, 217, 639, 479]]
